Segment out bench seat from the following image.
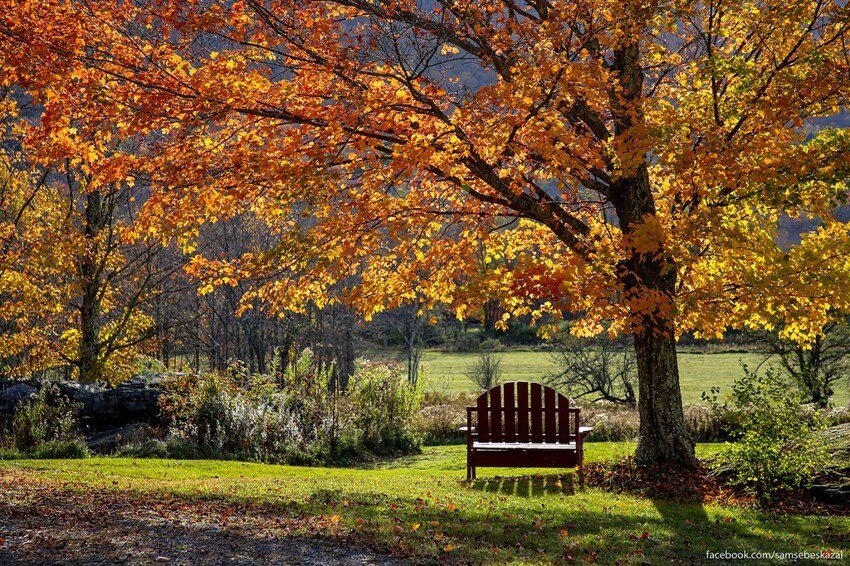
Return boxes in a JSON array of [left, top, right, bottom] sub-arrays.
[[473, 442, 577, 450]]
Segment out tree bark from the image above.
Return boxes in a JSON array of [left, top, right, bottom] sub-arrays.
[[633, 323, 696, 466]]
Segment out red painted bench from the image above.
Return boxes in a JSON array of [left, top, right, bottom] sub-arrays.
[[464, 382, 592, 481]]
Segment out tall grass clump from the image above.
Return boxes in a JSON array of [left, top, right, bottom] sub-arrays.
[[1, 383, 88, 458]]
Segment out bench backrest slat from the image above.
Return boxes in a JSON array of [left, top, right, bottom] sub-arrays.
[[558, 394, 570, 443], [489, 386, 502, 442], [530, 382, 543, 442], [517, 382, 529, 442], [477, 392, 490, 442], [503, 382, 516, 442], [544, 386, 556, 442]]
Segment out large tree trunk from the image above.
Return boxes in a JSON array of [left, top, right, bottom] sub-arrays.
[[633, 322, 696, 466], [606, 42, 697, 468], [610, 166, 697, 467]]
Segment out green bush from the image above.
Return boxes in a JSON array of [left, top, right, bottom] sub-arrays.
[[348, 361, 422, 454], [117, 436, 209, 460], [452, 333, 480, 352], [162, 366, 317, 463], [30, 439, 89, 459], [479, 338, 504, 352], [11, 384, 81, 452], [706, 366, 829, 499]]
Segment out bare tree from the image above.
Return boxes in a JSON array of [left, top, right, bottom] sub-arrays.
[[466, 351, 503, 392], [548, 333, 637, 407], [757, 321, 850, 408]]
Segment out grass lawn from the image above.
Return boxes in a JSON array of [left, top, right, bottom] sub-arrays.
[[3, 444, 847, 564], [371, 350, 850, 406]]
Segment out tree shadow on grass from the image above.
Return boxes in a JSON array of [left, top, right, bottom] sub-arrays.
[[293, 486, 830, 564], [0, 492, 406, 565], [3, 469, 846, 565]]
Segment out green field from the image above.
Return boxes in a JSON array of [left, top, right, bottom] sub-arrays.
[[3, 444, 847, 565], [371, 350, 850, 406]]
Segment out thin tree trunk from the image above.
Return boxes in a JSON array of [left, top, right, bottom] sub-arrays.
[[78, 189, 106, 383]]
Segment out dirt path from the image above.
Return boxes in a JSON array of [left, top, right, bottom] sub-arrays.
[[0, 469, 408, 565]]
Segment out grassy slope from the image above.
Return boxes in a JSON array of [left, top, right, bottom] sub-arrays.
[[372, 350, 850, 406], [4, 444, 847, 565]]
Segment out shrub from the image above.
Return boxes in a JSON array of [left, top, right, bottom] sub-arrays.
[[159, 351, 422, 464], [30, 439, 89, 459], [412, 392, 471, 445], [479, 338, 504, 352], [706, 366, 830, 499], [576, 401, 639, 442], [547, 331, 637, 407], [11, 383, 81, 452], [683, 404, 726, 443], [501, 323, 541, 345], [410, 394, 727, 445], [823, 405, 850, 427], [162, 367, 315, 463], [453, 333, 480, 352], [348, 361, 422, 454], [466, 351, 503, 392], [552, 400, 726, 443], [117, 436, 209, 460]]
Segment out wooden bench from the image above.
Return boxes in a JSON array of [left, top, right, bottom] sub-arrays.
[[463, 382, 592, 481]]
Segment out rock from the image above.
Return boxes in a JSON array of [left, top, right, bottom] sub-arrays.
[[86, 423, 155, 454], [811, 484, 850, 504], [0, 376, 164, 432], [811, 422, 850, 504], [0, 382, 38, 414]]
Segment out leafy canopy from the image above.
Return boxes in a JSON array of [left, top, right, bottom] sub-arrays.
[[1, 0, 849, 342]]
